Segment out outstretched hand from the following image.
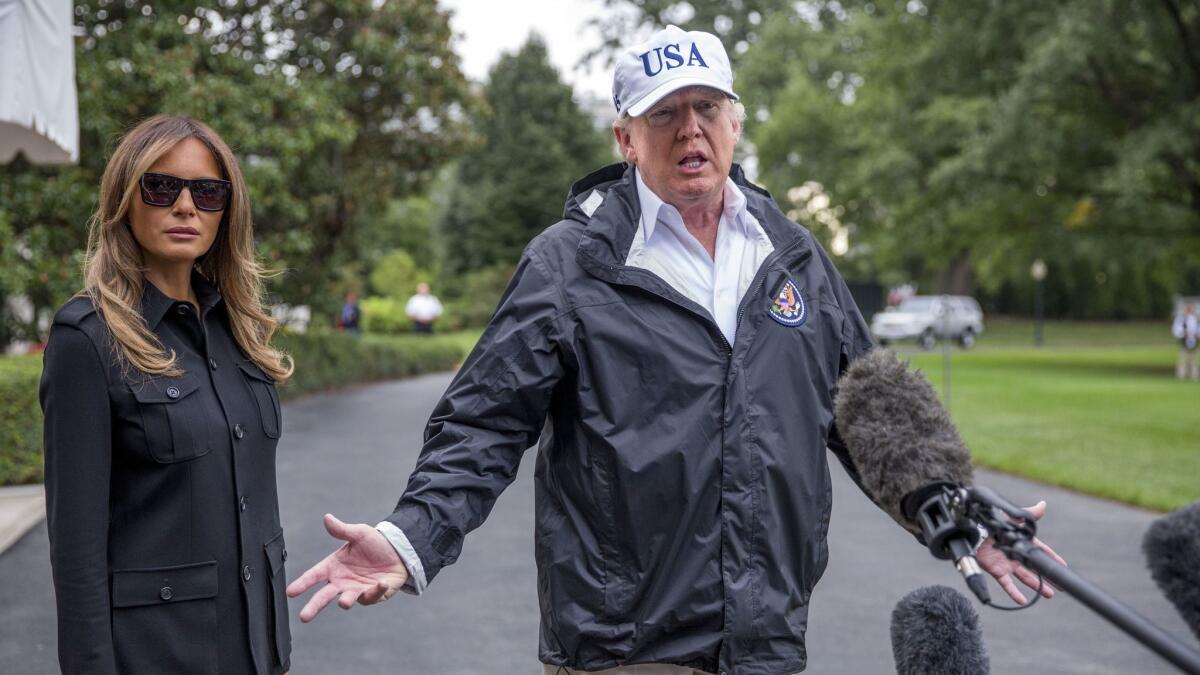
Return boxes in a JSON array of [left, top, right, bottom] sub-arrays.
[[286, 514, 409, 622], [975, 500, 1068, 605]]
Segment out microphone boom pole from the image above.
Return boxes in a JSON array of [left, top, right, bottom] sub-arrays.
[[967, 487, 1200, 675]]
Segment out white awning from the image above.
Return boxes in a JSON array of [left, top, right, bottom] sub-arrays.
[[0, 0, 79, 164]]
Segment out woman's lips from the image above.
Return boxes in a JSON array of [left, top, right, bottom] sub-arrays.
[[165, 227, 200, 240]]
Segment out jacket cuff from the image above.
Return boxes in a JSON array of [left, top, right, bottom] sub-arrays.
[[374, 521, 428, 595], [381, 505, 460, 584]]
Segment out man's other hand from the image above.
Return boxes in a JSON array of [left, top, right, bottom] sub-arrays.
[[976, 500, 1068, 605], [286, 513, 409, 622]]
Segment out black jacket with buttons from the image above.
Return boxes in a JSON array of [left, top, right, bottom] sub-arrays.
[[40, 275, 290, 674]]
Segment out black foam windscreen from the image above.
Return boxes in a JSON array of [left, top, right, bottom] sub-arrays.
[[834, 349, 974, 533], [1143, 500, 1200, 642], [891, 585, 990, 675]]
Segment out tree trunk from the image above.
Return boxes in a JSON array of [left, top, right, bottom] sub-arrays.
[[939, 249, 975, 296]]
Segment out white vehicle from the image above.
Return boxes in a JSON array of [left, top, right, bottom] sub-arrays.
[[870, 295, 984, 349]]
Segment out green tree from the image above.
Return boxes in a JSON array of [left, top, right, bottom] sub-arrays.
[[586, 0, 795, 66], [437, 36, 614, 277], [368, 249, 426, 301], [735, 0, 1200, 318], [0, 0, 471, 338]]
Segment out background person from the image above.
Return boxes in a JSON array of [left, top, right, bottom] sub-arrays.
[[1173, 304, 1199, 380], [405, 281, 443, 334], [287, 26, 1062, 675], [338, 290, 361, 335], [40, 115, 294, 674]]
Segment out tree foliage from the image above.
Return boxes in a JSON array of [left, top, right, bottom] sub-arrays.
[[734, 0, 1200, 318], [437, 36, 614, 277], [585, 0, 795, 66], [0, 0, 470, 342]]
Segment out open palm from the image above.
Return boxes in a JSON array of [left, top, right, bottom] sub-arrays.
[[286, 514, 409, 622], [975, 500, 1068, 605]]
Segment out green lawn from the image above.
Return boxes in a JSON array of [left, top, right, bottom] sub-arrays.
[[903, 320, 1198, 512]]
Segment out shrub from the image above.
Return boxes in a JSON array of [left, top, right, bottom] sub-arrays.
[[0, 331, 477, 485], [359, 296, 411, 335], [275, 330, 469, 398], [0, 355, 46, 486]]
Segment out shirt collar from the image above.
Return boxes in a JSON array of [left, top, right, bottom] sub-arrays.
[[141, 271, 224, 329], [634, 167, 749, 242]]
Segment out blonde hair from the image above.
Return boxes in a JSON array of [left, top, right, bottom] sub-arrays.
[[82, 115, 292, 381]]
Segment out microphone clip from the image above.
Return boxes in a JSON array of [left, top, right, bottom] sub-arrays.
[[903, 482, 981, 560]]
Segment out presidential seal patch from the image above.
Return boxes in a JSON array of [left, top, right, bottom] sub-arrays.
[[768, 279, 807, 327]]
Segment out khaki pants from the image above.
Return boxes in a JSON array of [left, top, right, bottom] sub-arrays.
[[542, 665, 713, 675], [1178, 347, 1199, 380]]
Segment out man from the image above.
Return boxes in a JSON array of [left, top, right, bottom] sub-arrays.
[[405, 282, 443, 334], [1173, 304, 1199, 380], [288, 26, 1061, 674]]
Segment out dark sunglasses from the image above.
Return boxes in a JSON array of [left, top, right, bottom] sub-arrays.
[[139, 172, 232, 212]]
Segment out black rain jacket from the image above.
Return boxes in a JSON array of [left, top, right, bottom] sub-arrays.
[[40, 276, 291, 675], [385, 163, 874, 674]]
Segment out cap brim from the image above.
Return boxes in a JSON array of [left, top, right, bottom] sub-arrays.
[[626, 76, 739, 117]]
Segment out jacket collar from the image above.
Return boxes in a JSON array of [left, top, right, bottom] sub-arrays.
[[141, 271, 223, 330], [570, 162, 812, 279]]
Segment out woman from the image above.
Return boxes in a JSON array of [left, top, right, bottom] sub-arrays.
[[40, 115, 293, 674]]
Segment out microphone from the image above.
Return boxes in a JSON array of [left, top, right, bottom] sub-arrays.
[[891, 585, 990, 675], [1143, 500, 1200, 642], [834, 349, 989, 603]]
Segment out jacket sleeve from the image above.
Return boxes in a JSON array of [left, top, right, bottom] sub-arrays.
[[40, 324, 117, 674], [384, 246, 565, 583], [814, 242, 878, 500]]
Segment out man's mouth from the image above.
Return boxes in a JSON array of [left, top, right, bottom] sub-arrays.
[[679, 153, 708, 170]]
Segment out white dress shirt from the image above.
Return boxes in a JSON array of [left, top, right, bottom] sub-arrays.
[[405, 293, 443, 322], [625, 169, 775, 345], [376, 169, 777, 632]]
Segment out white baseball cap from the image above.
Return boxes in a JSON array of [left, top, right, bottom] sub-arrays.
[[612, 25, 739, 118]]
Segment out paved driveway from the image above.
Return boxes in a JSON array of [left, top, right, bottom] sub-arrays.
[[1, 372, 1193, 673]]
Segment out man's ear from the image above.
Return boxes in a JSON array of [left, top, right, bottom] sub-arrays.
[[613, 125, 638, 164]]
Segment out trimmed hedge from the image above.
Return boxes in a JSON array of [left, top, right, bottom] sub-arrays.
[[0, 331, 478, 486], [0, 355, 43, 487]]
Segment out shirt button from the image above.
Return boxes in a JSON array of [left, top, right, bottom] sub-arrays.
[[282, 548, 288, 562], [242, 565, 252, 582], [239, 496, 247, 512], [159, 586, 173, 601], [209, 357, 218, 370], [234, 423, 245, 439], [176, 305, 189, 316], [165, 386, 181, 399]]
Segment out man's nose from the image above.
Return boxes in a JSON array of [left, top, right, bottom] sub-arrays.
[[676, 106, 702, 139]]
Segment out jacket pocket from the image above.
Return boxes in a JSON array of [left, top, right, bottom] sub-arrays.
[[111, 560, 218, 675], [132, 375, 211, 463], [264, 530, 292, 668], [239, 360, 282, 438]]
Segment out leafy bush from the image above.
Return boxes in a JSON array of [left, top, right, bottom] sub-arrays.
[[0, 332, 477, 485], [438, 264, 514, 332], [0, 355, 46, 486], [369, 249, 429, 301], [359, 296, 412, 335], [275, 330, 469, 398]]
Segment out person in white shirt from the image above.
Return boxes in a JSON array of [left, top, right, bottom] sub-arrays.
[[1173, 304, 1199, 380], [405, 282, 443, 334]]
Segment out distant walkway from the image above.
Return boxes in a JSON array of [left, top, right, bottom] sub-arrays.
[[0, 373, 1191, 673]]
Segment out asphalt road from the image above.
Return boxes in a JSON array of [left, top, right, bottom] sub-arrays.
[[1, 371, 1194, 674]]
